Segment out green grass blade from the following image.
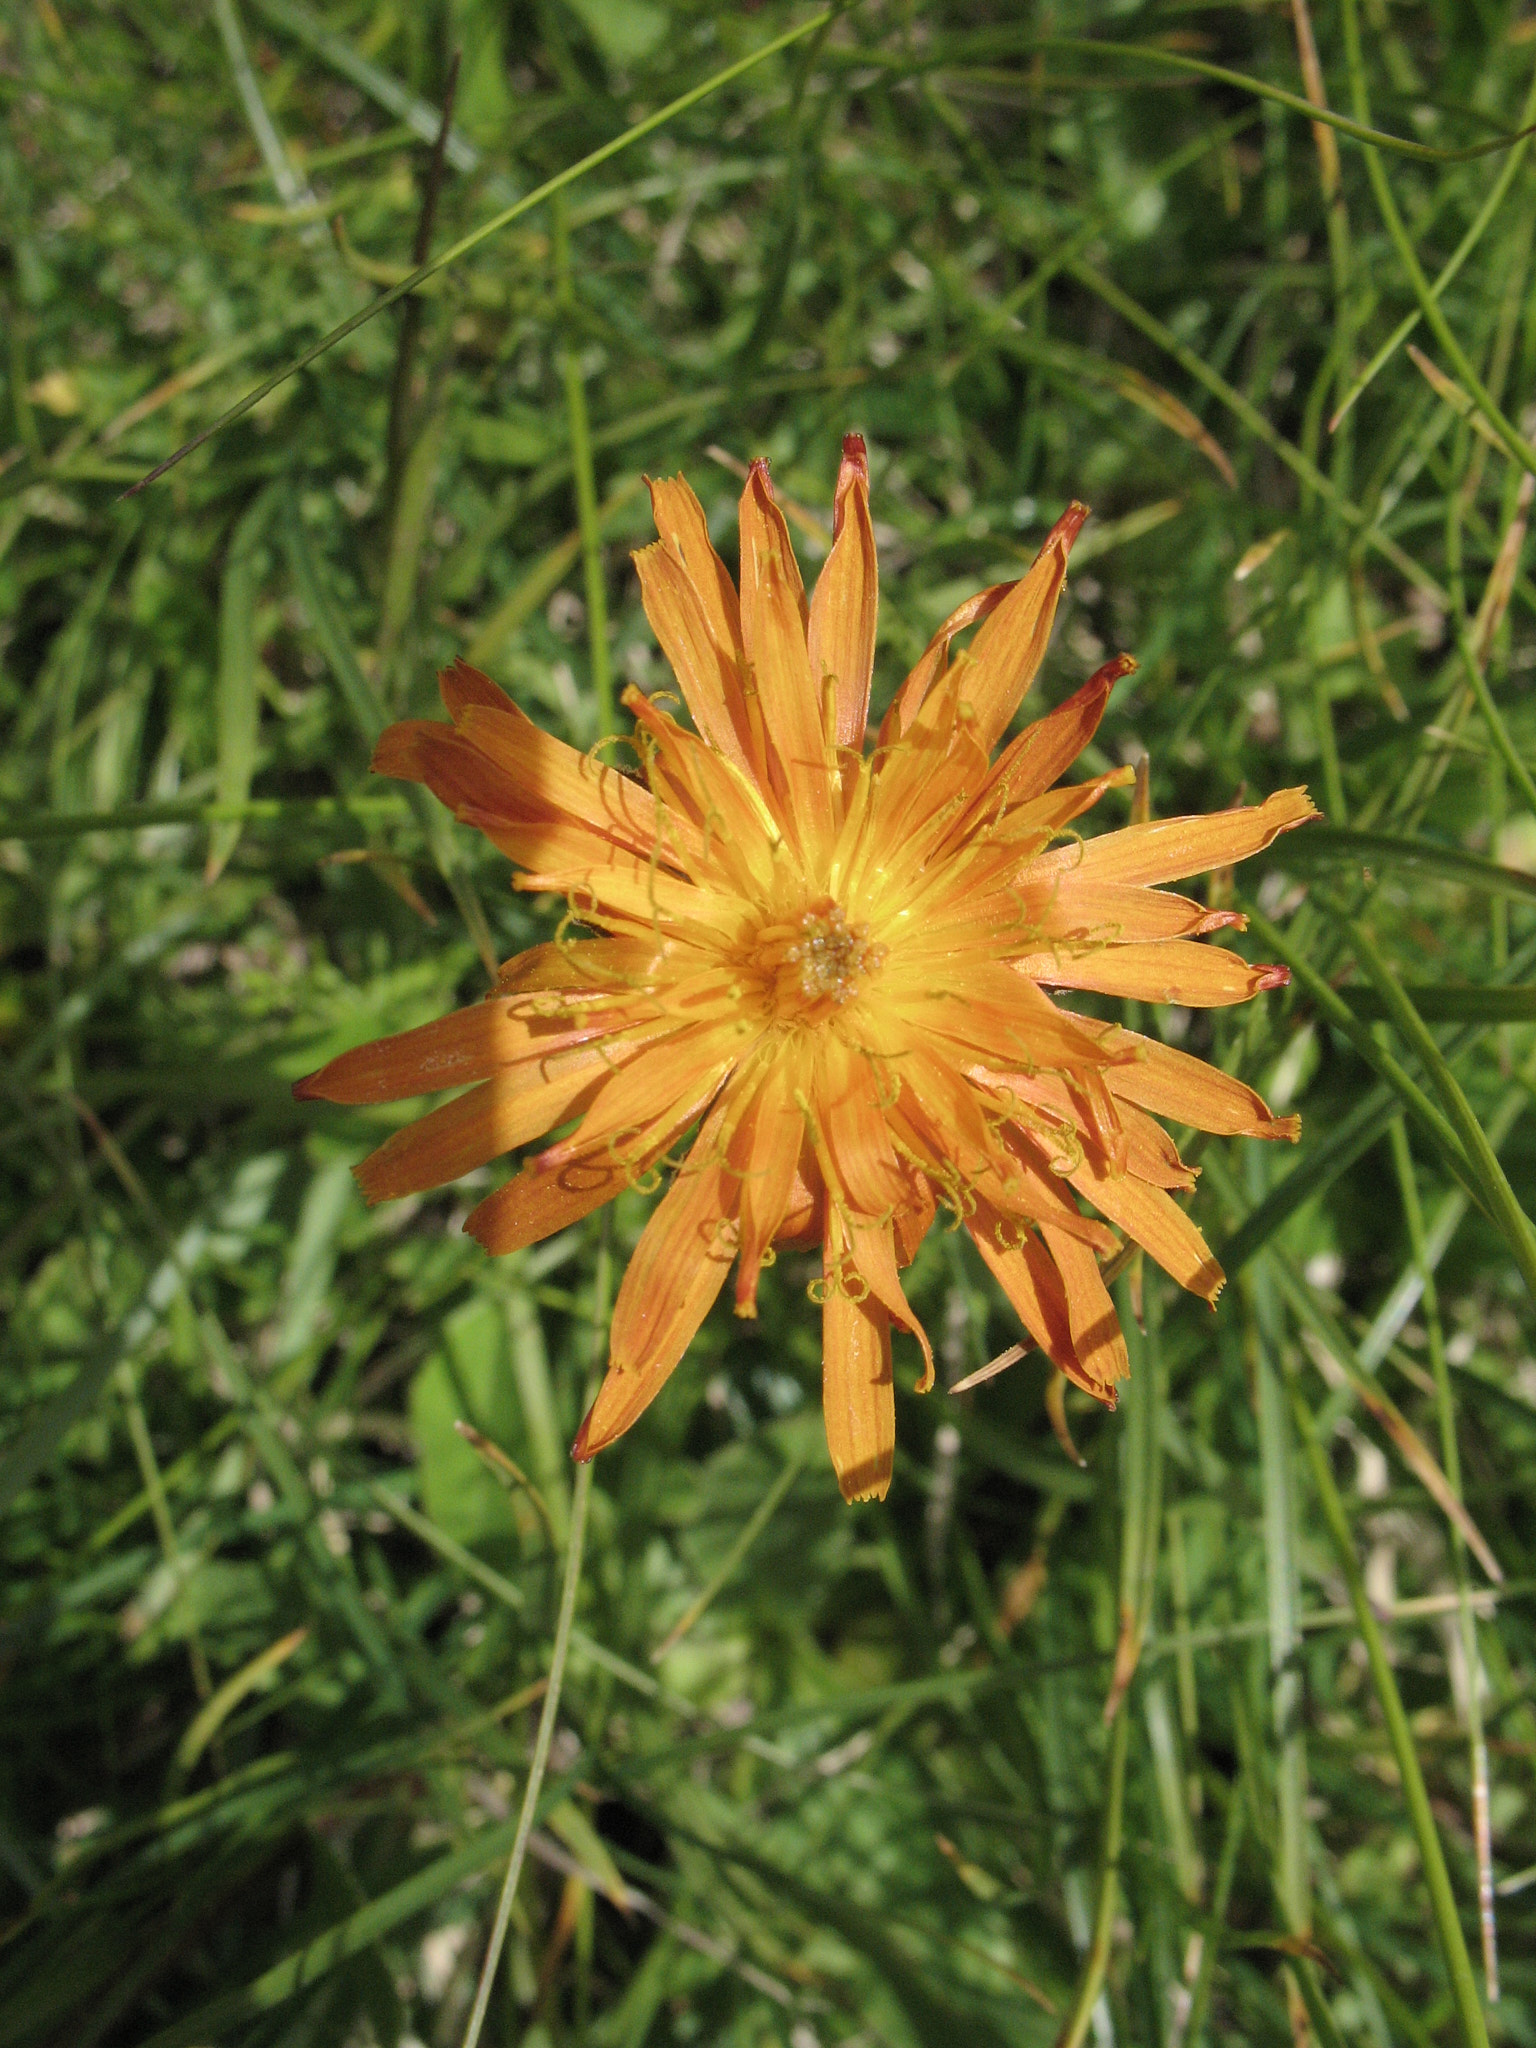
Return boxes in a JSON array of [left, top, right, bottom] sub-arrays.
[[122, 11, 834, 498], [1290, 1379, 1491, 2048], [1343, 911, 1536, 1311]]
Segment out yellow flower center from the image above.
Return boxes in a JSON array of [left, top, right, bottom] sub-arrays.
[[750, 897, 887, 1022]]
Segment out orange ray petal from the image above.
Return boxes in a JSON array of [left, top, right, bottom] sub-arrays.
[[893, 1177, 937, 1266], [982, 1120, 1121, 1251], [738, 460, 834, 858], [822, 1212, 895, 1502], [730, 1057, 805, 1318], [1018, 940, 1288, 1008], [1027, 879, 1244, 945], [1032, 786, 1318, 889], [897, 965, 1121, 1075], [1039, 1225, 1129, 1395], [455, 700, 698, 866], [493, 934, 663, 1000], [294, 998, 634, 1106], [1098, 1027, 1300, 1140], [990, 1068, 1196, 1191], [647, 473, 745, 657], [622, 682, 781, 895], [464, 1079, 711, 1255], [840, 1211, 935, 1390], [632, 537, 756, 776], [971, 655, 1134, 819], [465, 1151, 625, 1255], [439, 656, 518, 720], [877, 580, 1018, 745], [966, 1196, 1082, 1381], [533, 1018, 747, 1177], [354, 1049, 611, 1204], [1069, 1157, 1224, 1302], [806, 434, 878, 752], [493, 836, 712, 934], [811, 1035, 910, 1218], [957, 503, 1089, 752], [574, 1103, 738, 1460]]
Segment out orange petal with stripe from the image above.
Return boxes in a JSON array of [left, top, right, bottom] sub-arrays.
[[465, 1081, 711, 1255], [812, 1036, 910, 1217], [806, 434, 878, 752], [966, 1198, 1082, 1382], [1039, 1225, 1129, 1396], [978, 656, 1134, 814], [878, 580, 1017, 744], [1019, 941, 1288, 1007], [294, 999, 620, 1106], [354, 1050, 609, 1204], [574, 1108, 737, 1460], [647, 473, 744, 657], [1069, 1157, 1224, 1302], [822, 1211, 895, 1502], [1101, 1028, 1299, 1139], [840, 1212, 935, 1391], [1032, 786, 1318, 888], [1028, 880, 1244, 945], [957, 503, 1088, 752], [731, 1058, 804, 1317], [438, 656, 518, 720], [632, 536, 755, 776], [738, 461, 834, 856]]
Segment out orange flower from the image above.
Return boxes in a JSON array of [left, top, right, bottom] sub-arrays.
[[297, 439, 1314, 1501]]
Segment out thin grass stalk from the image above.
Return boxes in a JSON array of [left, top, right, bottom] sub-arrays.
[[1245, 902, 1485, 1214], [1245, 1156, 1315, 2042], [1330, 64, 1536, 427], [1289, 1378, 1491, 2048], [1056, 1278, 1160, 2043], [1339, 0, 1536, 478], [1053, 1704, 1130, 2048], [1182, 1786, 1244, 2048], [1388, 1117, 1499, 2001], [383, 51, 460, 525], [460, 1457, 594, 2048], [1341, 909, 1536, 1310], [553, 191, 614, 739]]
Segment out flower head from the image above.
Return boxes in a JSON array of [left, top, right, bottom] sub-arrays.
[[297, 439, 1314, 1501]]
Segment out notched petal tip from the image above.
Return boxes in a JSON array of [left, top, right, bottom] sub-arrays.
[[837, 1460, 893, 1504], [1255, 964, 1290, 991]]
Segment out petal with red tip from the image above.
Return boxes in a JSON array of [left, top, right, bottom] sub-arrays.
[[1018, 940, 1289, 1008]]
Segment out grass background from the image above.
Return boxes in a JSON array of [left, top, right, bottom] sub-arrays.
[[4, 0, 1536, 2042]]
